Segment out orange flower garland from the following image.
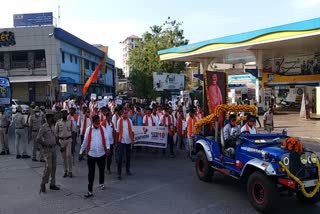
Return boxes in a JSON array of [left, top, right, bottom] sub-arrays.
[[214, 104, 256, 116], [194, 113, 216, 134], [194, 104, 257, 135], [281, 137, 304, 153]]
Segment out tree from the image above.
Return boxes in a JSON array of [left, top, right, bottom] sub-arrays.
[[128, 17, 189, 99]]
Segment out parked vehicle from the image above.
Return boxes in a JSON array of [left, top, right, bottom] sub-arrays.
[[12, 99, 29, 114], [194, 104, 320, 213]]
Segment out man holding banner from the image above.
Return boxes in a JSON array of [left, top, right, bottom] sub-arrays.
[[160, 107, 175, 158], [116, 110, 134, 180], [143, 107, 155, 127]]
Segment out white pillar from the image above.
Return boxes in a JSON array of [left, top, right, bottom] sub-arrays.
[[316, 87, 320, 115], [256, 50, 264, 110], [199, 58, 212, 73]]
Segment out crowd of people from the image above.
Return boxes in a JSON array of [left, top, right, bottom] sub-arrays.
[[0, 98, 204, 198], [0, 97, 274, 198]]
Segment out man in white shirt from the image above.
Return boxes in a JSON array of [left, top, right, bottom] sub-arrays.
[[116, 110, 134, 180], [151, 108, 159, 126], [159, 107, 175, 157], [241, 114, 257, 134], [79, 115, 110, 198], [143, 107, 155, 126], [77, 108, 91, 143], [101, 111, 116, 174], [112, 107, 120, 131]]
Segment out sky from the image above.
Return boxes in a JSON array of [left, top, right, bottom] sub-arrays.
[[1, 0, 320, 68]]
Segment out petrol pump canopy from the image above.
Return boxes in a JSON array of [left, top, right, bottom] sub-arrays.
[[158, 17, 320, 65]]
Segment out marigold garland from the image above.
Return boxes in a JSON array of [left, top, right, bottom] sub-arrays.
[[194, 113, 216, 134], [214, 104, 256, 116], [194, 104, 256, 134], [279, 159, 320, 198], [281, 137, 304, 153]]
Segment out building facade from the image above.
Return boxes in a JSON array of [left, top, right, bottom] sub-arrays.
[[121, 35, 141, 78], [0, 26, 115, 104]]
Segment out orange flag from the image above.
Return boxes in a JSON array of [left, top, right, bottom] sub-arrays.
[[82, 62, 101, 96]]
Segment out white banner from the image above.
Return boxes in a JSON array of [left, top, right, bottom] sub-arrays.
[[97, 99, 107, 109], [91, 93, 97, 100], [115, 98, 123, 105], [133, 126, 168, 148]]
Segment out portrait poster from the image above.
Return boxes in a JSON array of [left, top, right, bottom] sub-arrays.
[[203, 71, 227, 132]]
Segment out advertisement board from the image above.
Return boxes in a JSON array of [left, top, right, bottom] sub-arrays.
[[0, 31, 16, 47], [13, 12, 53, 27], [263, 53, 320, 76], [133, 126, 168, 148], [228, 74, 256, 88], [153, 72, 185, 91], [0, 77, 11, 105]]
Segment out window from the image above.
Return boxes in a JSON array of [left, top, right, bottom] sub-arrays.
[[85, 60, 89, 69], [75, 56, 77, 64], [34, 50, 46, 68], [0, 53, 3, 69], [62, 52, 65, 63], [70, 54, 73, 63], [91, 62, 95, 71], [11, 51, 28, 68]]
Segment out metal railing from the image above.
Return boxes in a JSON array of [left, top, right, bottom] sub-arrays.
[[35, 60, 46, 68], [11, 61, 28, 68]]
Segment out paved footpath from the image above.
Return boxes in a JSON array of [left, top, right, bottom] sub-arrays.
[[272, 112, 320, 142]]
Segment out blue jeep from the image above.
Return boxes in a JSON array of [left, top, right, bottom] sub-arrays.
[[194, 106, 320, 213]]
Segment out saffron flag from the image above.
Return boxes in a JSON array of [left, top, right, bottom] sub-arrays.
[[82, 62, 101, 96]]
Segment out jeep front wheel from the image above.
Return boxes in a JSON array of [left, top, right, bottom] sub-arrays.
[[247, 171, 278, 212], [195, 150, 213, 182]]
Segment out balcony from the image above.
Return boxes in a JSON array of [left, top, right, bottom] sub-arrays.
[[35, 60, 46, 68], [12, 61, 28, 69]]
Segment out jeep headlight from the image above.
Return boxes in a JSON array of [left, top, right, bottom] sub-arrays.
[[281, 154, 290, 166], [300, 154, 308, 165], [310, 153, 318, 164]]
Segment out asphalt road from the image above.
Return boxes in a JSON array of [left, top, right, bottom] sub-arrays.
[[0, 127, 320, 214]]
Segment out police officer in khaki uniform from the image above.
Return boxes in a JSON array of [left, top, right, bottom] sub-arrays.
[[0, 105, 9, 155], [40, 106, 46, 125], [13, 106, 30, 159], [54, 106, 62, 124], [37, 110, 60, 193], [55, 109, 75, 178], [29, 106, 44, 162]]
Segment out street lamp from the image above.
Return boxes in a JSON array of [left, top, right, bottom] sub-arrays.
[[49, 33, 54, 108]]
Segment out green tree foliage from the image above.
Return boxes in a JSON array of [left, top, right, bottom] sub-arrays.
[[128, 17, 189, 99]]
